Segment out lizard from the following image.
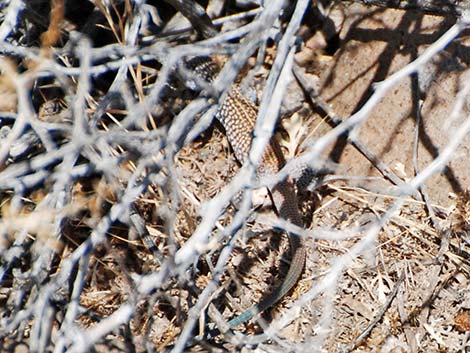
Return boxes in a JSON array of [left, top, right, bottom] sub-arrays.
[[184, 56, 306, 336]]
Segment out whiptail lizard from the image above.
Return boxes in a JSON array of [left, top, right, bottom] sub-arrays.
[[185, 56, 306, 336]]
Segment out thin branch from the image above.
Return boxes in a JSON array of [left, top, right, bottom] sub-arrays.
[[340, 273, 405, 352], [293, 64, 405, 187], [163, 0, 218, 39], [354, 0, 465, 16]]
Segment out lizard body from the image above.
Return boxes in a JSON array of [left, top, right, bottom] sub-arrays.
[[185, 56, 306, 334]]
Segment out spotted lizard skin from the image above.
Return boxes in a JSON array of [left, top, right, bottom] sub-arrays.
[[185, 56, 306, 334]]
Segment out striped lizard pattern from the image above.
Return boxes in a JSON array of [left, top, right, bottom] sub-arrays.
[[186, 56, 306, 334]]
